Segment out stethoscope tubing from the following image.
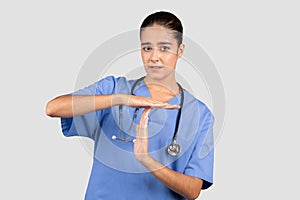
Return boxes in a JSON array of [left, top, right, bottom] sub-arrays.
[[113, 77, 184, 156]]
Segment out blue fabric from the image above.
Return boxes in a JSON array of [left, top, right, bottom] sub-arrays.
[[61, 76, 214, 199]]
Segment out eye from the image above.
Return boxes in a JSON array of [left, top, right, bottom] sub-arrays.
[[160, 46, 170, 51], [142, 46, 152, 52]]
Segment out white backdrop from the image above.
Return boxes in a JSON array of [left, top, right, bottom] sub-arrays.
[[0, 0, 299, 199]]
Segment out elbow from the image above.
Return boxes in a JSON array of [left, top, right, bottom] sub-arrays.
[[185, 177, 203, 200], [46, 100, 57, 117], [46, 95, 72, 118], [186, 190, 201, 200], [193, 189, 201, 200]]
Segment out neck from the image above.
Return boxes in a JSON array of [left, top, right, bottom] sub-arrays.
[[144, 75, 179, 95]]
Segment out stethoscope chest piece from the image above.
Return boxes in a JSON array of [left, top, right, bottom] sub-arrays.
[[167, 142, 181, 156]]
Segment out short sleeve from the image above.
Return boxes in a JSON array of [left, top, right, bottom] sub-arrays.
[[60, 76, 117, 140], [184, 108, 215, 190]]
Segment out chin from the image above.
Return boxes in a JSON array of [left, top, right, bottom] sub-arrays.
[[145, 73, 172, 83], [144, 67, 174, 82]]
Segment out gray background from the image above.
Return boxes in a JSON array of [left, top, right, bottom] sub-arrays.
[[1, 0, 299, 199]]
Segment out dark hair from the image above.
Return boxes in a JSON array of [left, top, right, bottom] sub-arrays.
[[140, 11, 183, 45]]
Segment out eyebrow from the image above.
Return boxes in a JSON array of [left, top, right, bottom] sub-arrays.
[[158, 42, 172, 45], [141, 42, 173, 46]]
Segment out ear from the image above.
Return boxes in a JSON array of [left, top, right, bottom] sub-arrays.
[[177, 43, 185, 57]]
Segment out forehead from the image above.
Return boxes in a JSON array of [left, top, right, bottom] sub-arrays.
[[140, 26, 177, 44]]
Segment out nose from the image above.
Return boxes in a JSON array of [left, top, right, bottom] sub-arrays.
[[150, 49, 160, 63]]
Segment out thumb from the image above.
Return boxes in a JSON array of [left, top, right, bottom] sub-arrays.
[[140, 107, 151, 127]]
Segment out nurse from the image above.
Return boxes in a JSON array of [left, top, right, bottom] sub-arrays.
[[46, 11, 214, 200]]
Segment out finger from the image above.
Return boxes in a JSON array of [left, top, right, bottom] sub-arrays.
[[129, 96, 166, 108], [148, 100, 180, 109], [140, 107, 151, 127], [149, 101, 167, 107], [149, 103, 169, 108], [136, 124, 148, 139], [162, 104, 181, 109], [143, 107, 151, 116], [136, 124, 140, 137], [139, 126, 148, 138]]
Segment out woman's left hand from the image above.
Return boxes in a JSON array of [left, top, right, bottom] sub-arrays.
[[134, 107, 151, 162]]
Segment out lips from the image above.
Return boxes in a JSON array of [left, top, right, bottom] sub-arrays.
[[148, 65, 163, 70]]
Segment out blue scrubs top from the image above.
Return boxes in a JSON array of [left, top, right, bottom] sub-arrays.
[[61, 76, 214, 200]]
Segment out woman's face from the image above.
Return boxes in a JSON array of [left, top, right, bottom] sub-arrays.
[[140, 24, 184, 81]]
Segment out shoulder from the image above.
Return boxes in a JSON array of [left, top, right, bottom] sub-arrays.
[[183, 91, 214, 130], [96, 75, 138, 85], [184, 90, 213, 117], [94, 76, 138, 94], [95, 75, 126, 85]]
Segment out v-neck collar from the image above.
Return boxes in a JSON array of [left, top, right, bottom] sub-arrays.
[[136, 79, 183, 104]]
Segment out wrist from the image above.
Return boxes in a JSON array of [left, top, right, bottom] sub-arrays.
[[111, 94, 126, 106], [137, 153, 152, 165], [138, 155, 164, 172]]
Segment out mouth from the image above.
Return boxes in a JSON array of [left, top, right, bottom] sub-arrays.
[[148, 65, 163, 70]]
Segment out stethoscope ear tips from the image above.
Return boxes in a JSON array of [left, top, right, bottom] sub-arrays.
[[112, 135, 117, 140]]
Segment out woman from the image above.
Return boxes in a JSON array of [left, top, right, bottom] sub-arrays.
[[46, 11, 214, 200]]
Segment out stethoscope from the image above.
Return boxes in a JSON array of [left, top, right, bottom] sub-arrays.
[[112, 76, 184, 156]]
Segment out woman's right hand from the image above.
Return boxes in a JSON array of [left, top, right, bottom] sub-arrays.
[[115, 94, 180, 109]]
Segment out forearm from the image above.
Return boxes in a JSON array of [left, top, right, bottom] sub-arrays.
[[140, 156, 202, 200], [134, 109, 200, 199], [46, 94, 123, 118]]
